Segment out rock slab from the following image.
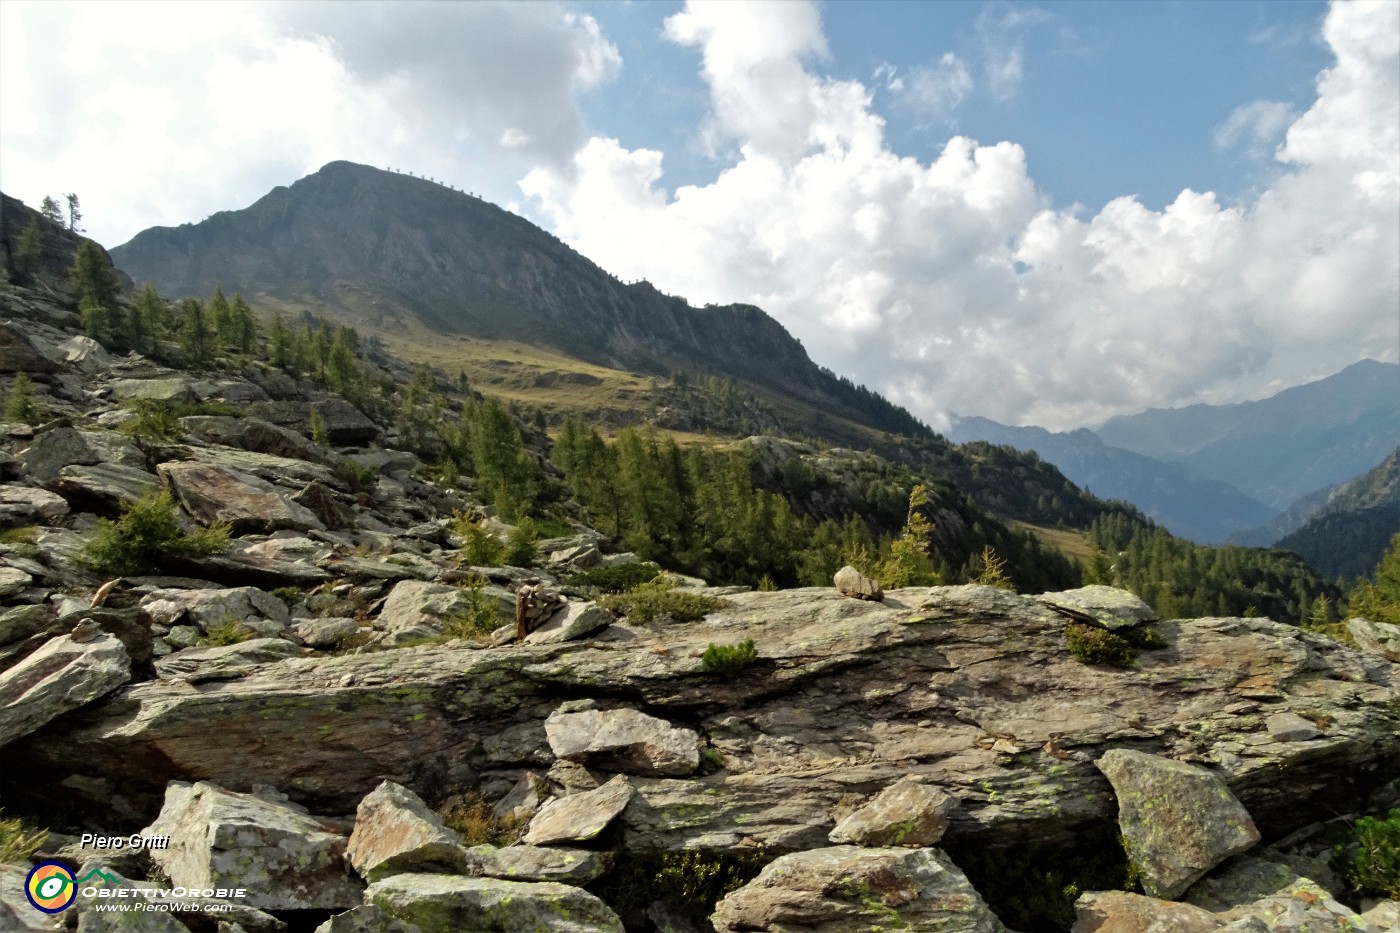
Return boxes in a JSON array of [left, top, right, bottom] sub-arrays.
[[145, 781, 363, 911], [366, 873, 623, 933], [833, 565, 882, 601], [523, 774, 633, 846], [0, 632, 130, 748], [711, 845, 1005, 932], [1097, 749, 1260, 899], [828, 777, 956, 847], [545, 706, 700, 776], [347, 781, 475, 882]]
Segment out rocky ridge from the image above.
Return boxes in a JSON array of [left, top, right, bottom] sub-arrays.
[[0, 240, 1396, 931]]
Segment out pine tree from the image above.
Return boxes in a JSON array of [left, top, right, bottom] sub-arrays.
[[129, 283, 164, 352], [39, 196, 62, 225], [230, 294, 257, 354], [69, 241, 121, 341], [267, 313, 291, 369], [178, 298, 211, 366], [12, 219, 41, 286], [208, 287, 233, 349], [64, 193, 82, 232], [4, 374, 41, 425]]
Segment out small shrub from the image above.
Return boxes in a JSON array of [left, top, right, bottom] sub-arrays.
[[270, 587, 303, 609], [0, 526, 39, 545], [702, 639, 758, 678], [757, 574, 778, 592], [457, 519, 505, 567], [971, 546, 1016, 591], [503, 518, 539, 568], [594, 849, 769, 923], [200, 617, 252, 647], [440, 576, 502, 641], [81, 491, 230, 575], [0, 810, 46, 865], [698, 746, 727, 774], [441, 794, 526, 847], [1119, 624, 1167, 650], [4, 373, 42, 425], [599, 579, 727, 624], [568, 561, 662, 594], [1065, 623, 1136, 668], [336, 458, 379, 493], [118, 399, 180, 441], [1332, 809, 1400, 898]]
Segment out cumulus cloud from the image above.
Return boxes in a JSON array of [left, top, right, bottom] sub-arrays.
[[523, 0, 1399, 429], [0, 0, 617, 246]]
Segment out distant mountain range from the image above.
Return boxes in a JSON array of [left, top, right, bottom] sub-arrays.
[[1096, 359, 1399, 510], [944, 417, 1275, 543], [949, 360, 1399, 551], [1273, 448, 1398, 580]]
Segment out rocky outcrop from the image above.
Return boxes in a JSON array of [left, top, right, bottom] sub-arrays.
[[145, 781, 363, 911], [711, 846, 1005, 932], [158, 461, 326, 534], [828, 777, 956, 847], [0, 631, 129, 747], [523, 774, 634, 846], [347, 781, 474, 882], [544, 703, 700, 777], [1071, 891, 1221, 932], [365, 873, 624, 933], [1097, 749, 1261, 899]]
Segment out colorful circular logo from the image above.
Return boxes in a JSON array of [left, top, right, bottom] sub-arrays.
[[25, 861, 76, 914]]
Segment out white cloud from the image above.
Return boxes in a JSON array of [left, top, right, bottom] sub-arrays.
[[975, 6, 1054, 103], [523, 0, 1399, 429], [1214, 100, 1297, 154], [883, 54, 973, 126], [0, 0, 618, 246]]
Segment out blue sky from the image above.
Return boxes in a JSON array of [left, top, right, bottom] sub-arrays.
[[1, 1, 1394, 429], [574, 1, 1332, 213]]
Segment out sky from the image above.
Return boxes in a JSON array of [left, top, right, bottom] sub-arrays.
[[1, 0, 1396, 431]]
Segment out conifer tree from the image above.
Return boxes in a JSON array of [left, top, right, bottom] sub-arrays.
[[230, 294, 257, 354], [178, 298, 211, 366], [39, 196, 63, 225], [208, 287, 233, 349], [130, 283, 165, 352], [267, 313, 292, 369], [69, 241, 121, 342], [64, 193, 82, 232], [4, 374, 41, 425], [13, 219, 41, 286]]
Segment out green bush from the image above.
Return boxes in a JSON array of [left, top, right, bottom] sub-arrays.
[[1064, 623, 1136, 668], [568, 561, 662, 593], [702, 639, 758, 678], [599, 579, 727, 624], [81, 491, 230, 575], [270, 586, 303, 609], [593, 849, 768, 923], [441, 577, 503, 641], [455, 516, 505, 567], [503, 518, 540, 568], [1332, 809, 1400, 898]]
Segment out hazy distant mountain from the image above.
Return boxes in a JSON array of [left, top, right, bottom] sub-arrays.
[[1274, 448, 1399, 580], [1095, 360, 1400, 509], [110, 160, 926, 441], [945, 416, 1275, 543]]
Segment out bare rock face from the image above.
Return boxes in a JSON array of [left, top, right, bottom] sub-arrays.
[[377, 580, 475, 645], [145, 781, 363, 911], [347, 781, 475, 882], [1097, 749, 1261, 899], [0, 485, 69, 526], [1071, 890, 1221, 933], [154, 637, 302, 683], [365, 873, 624, 933], [544, 704, 700, 776], [828, 777, 956, 847], [0, 631, 129, 748], [523, 774, 634, 846], [833, 565, 882, 600], [525, 602, 612, 644], [711, 845, 1005, 933], [140, 585, 291, 636], [158, 461, 326, 534], [314, 905, 424, 933], [1350, 617, 1400, 662]]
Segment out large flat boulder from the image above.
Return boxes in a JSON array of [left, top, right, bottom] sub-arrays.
[[47, 462, 161, 511], [711, 845, 1005, 932], [155, 637, 302, 682], [366, 873, 623, 933], [467, 845, 612, 885], [179, 415, 330, 464], [1071, 890, 1220, 933], [145, 781, 363, 911], [1037, 585, 1158, 630], [0, 485, 69, 527], [158, 461, 325, 534], [0, 631, 129, 748], [544, 704, 700, 776], [1097, 749, 1260, 899]]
